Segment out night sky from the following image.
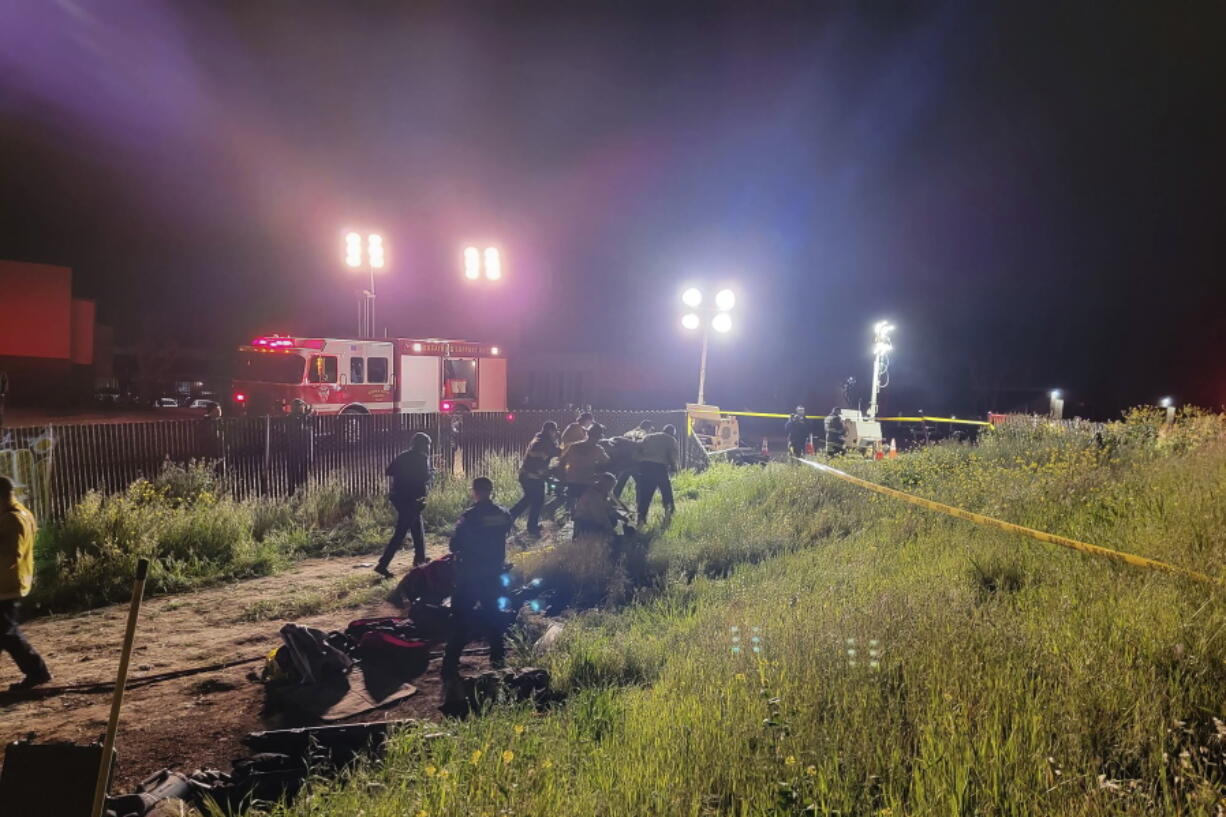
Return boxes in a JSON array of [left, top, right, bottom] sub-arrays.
[[2, 3, 1223, 417]]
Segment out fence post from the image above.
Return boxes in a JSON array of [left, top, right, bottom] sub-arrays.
[[261, 414, 271, 494]]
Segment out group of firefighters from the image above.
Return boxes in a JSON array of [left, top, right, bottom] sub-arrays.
[[785, 405, 849, 457], [372, 410, 680, 686]]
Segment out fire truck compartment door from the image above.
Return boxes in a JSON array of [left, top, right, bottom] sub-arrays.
[[398, 355, 441, 412], [477, 357, 507, 412]]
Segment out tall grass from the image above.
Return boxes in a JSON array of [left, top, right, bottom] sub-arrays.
[[32, 455, 524, 613], [257, 411, 1226, 816]]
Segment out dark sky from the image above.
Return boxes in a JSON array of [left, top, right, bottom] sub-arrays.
[[2, 2, 1224, 417]]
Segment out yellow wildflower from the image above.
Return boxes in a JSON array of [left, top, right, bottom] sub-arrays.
[[438, 768, 450, 779], [514, 724, 526, 735], [502, 749, 515, 765], [785, 755, 797, 766], [542, 759, 554, 769], [424, 764, 437, 777], [806, 765, 817, 776], [470, 749, 483, 764]]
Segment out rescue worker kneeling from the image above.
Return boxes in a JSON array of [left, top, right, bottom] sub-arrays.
[[442, 477, 512, 682], [572, 472, 636, 542]]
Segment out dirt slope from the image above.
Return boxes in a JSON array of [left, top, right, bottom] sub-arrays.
[[0, 537, 488, 790]]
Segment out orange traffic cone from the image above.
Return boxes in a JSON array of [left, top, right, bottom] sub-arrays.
[[761, 437, 769, 458], [888, 438, 898, 458], [804, 434, 815, 455]]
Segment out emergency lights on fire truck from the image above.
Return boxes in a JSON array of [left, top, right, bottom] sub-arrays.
[[490, 346, 500, 356], [464, 246, 502, 281], [441, 401, 454, 412]]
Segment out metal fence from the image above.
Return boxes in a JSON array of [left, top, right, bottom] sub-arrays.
[[1, 409, 689, 520]]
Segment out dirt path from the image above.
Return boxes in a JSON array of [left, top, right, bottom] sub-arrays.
[[0, 534, 498, 790]]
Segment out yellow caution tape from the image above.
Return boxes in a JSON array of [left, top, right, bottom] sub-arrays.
[[715, 410, 992, 427], [796, 458, 1221, 586]]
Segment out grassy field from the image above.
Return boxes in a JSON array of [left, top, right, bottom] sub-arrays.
[[248, 408, 1226, 816]]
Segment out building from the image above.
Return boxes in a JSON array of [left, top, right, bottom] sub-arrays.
[[0, 260, 110, 406]]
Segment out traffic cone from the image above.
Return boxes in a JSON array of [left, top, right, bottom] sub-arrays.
[[804, 434, 815, 455], [888, 438, 898, 458], [761, 437, 769, 458]]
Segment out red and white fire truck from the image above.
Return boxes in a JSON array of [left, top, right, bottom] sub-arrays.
[[230, 335, 508, 415]]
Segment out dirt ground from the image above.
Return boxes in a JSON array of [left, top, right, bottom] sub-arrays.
[[0, 536, 500, 791]]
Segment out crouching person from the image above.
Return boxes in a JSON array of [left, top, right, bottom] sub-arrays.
[[0, 476, 50, 691], [573, 473, 635, 542], [442, 477, 512, 687]]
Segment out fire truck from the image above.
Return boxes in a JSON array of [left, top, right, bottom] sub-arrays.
[[230, 335, 508, 415]]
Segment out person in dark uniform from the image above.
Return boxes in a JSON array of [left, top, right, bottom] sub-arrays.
[[636, 424, 679, 522], [441, 476, 512, 679], [375, 432, 433, 577], [824, 407, 846, 456], [509, 421, 560, 537], [784, 406, 810, 457]]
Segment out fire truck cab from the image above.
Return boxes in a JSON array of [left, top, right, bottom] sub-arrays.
[[232, 335, 507, 415]]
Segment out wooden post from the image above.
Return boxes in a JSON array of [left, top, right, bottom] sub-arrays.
[[90, 557, 150, 817]]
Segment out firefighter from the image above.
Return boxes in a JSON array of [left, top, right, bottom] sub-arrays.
[[824, 407, 846, 456], [0, 476, 50, 691], [573, 472, 635, 541], [559, 411, 594, 455], [375, 432, 433, 577], [441, 476, 512, 680], [636, 423, 679, 522], [558, 423, 610, 509], [509, 421, 560, 537], [611, 420, 653, 498], [785, 406, 810, 458]]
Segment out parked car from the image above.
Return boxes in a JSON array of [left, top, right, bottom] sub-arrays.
[[153, 397, 180, 408], [189, 398, 220, 412]]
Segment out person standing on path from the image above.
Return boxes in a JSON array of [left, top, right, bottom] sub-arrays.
[[824, 407, 846, 456], [509, 421, 560, 537], [636, 424, 679, 523], [0, 476, 51, 691], [442, 477, 512, 680], [376, 432, 434, 578]]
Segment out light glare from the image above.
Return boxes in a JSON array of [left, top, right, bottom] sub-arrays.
[[682, 288, 703, 308], [484, 247, 502, 280], [715, 289, 735, 311], [464, 247, 481, 280], [711, 312, 732, 333], [681, 312, 700, 330]]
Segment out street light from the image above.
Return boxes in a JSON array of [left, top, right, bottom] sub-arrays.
[[1048, 389, 1064, 420], [464, 246, 503, 282], [1159, 396, 1175, 424], [679, 286, 735, 405], [344, 231, 384, 337], [867, 320, 894, 419]]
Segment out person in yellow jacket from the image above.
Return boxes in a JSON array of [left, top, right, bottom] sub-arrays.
[[0, 477, 51, 690], [558, 422, 610, 509]]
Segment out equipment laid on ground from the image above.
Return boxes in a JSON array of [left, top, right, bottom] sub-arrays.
[[0, 740, 114, 817]]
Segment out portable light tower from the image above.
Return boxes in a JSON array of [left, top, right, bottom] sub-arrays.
[[867, 320, 894, 420]]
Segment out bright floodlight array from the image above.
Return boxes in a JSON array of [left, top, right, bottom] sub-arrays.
[[681, 287, 736, 334], [872, 320, 895, 355], [465, 246, 502, 281], [345, 232, 385, 269]]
